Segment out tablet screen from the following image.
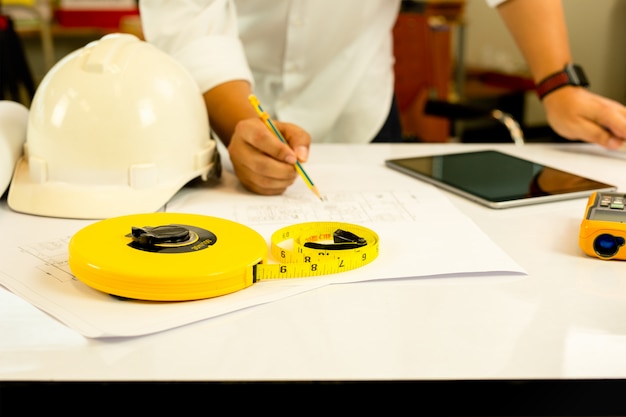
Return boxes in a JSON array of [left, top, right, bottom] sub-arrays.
[[385, 150, 616, 208]]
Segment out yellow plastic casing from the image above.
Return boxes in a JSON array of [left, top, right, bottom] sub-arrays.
[[68, 213, 267, 301], [579, 192, 626, 260]]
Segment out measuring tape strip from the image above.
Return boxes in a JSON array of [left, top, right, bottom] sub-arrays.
[[254, 221, 379, 281], [68, 214, 379, 301]]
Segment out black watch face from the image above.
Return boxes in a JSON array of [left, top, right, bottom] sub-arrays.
[[567, 64, 589, 87]]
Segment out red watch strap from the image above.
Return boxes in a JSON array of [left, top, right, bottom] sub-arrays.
[[535, 71, 572, 100]]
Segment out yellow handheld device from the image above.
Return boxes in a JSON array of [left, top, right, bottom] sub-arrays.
[[68, 213, 379, 301], [579, 192, 626, 260]]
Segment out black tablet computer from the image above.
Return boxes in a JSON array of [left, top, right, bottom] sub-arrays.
[[385, 149, 616, 209]]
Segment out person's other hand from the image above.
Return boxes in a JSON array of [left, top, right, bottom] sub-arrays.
[[227, 118, 311, 195], [543, 87, 626, 149]]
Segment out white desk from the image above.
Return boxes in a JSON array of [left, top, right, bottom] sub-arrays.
[[2, 142, 626, 388]]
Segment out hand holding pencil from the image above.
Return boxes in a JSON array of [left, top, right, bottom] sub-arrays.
[[248, 94, 324, 201], [220, 86, 312, 196]]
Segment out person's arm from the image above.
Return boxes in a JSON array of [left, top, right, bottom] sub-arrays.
[[495, 0, 570, 84], [140, 0, 311, 195], [495, 0, 626, 148], [204, 80, 311, 195]]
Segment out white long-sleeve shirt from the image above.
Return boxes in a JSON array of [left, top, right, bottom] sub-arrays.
[[139, 0, 503, 143]]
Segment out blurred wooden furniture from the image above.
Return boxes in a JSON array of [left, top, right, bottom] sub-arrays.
[[12, 0, 143, 72], [394, 0, 466, 142]]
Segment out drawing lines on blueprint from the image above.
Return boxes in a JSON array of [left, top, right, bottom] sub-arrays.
[[19, 236, 76, 283], [233, 191, 423, 225]]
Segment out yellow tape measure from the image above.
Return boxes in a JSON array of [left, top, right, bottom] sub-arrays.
[[68, 213, 379, 301], [258, 221, 378, 280]]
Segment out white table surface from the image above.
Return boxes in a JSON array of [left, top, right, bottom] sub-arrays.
[[3, 142, 626, 383]]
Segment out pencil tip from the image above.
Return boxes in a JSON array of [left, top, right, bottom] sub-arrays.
[[311, 186, 324, 201]]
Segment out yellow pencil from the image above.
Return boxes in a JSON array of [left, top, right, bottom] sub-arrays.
[[248, 94, 323, 201]]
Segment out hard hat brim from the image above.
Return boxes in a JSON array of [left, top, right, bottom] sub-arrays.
[[7, 157, 214, 219]]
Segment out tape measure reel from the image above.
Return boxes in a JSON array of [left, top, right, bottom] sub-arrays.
[[68, 213, 378, 301]]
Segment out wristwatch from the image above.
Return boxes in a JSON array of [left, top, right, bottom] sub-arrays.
[[535, 63, 589, 100]]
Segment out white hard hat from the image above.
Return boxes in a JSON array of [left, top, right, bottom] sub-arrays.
[[8, 33, 220, 219], [0, 101, 28, 197]]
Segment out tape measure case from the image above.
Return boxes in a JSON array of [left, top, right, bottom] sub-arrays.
[[68, 213, 267, 301]]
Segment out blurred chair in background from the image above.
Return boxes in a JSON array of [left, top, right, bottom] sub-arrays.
[[0, 0, 53, 105]]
